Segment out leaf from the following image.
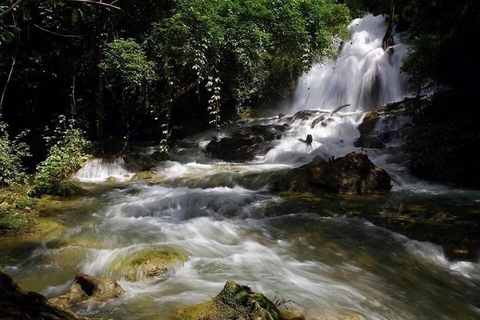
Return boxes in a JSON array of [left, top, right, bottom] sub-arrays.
[[72, 9, 79, 23]]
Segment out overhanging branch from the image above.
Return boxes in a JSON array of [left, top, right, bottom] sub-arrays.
[[64, 0, 121, 10], [34, 24, 84, 38], [0, 0, 25, 19]]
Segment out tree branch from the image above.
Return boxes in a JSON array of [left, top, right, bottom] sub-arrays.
[[64, 0, 121, 10], [175, 79, 201, 100], [34, 24, 84, 38], [0, 12, 18, 111], [0, 0, 25, 19]]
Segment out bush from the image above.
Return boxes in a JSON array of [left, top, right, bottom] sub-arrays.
[[0, 121, 31, 186], [31, 116, 91, 196]]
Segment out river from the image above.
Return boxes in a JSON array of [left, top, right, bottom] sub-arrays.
[[1, 14, 480, 320]]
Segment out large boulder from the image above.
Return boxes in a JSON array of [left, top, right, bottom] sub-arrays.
[[109, 247, 187, 282], [0, 267, 88, 320], [49, 273, 125, 310], [270, 152, 392, 195], [174, 280, 305, 320]]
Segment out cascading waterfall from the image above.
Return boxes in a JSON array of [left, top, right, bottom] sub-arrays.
[[2, 13, 480, 320], [265, 13, 415, 185], [75, 157, 138, 182], [290, 14, 410, 113]]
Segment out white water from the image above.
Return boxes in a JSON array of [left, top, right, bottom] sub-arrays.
[[75, 157, 137, 182], [290, 14, 410, 113], [3, 14, 480, 320]]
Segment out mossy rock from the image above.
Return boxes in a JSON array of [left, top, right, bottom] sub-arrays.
[[270, 152, 392, 195], [0, 189, 38, 235], [109, 247, 187, 282], [131, 171, 157, 181], [50, 273, 125, 311], [29, 181, 85, 198], [0, 208, 36, 235], [174, 280, 305, 320]]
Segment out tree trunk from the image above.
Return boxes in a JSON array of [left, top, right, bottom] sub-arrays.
[[382, 6, 395, 54], [96, 45, 104, 144]]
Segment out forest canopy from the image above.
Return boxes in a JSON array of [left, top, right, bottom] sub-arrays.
[[0, 0, 349, 151]]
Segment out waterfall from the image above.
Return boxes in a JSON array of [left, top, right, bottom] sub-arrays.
[[290, 14, 410, 113], [75, 157, 138, 182]]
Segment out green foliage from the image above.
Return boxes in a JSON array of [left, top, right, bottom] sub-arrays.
[[101, 39, 157, 141], [32, 116, 91, 196], [101, 39, 156, 93], [0, 188, 37, 234], [2, 0, 351, 150], [148, 0, 350, 128], [0, 209, 31, 233], [0, 122, 31, 186]]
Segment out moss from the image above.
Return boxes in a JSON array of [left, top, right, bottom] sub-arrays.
[[109, 247, 187, 282], [0, 209, 35, 234], [174, 280, 303, 320], [29, 181, 85, 198], [131, 171, 157, 181], [0, 187, 38, 235]]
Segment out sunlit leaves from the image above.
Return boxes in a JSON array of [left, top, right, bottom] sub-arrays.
[[101, 39, 155, 92], [148, 0, 349, 118], [33, 115, 91, 195], [0, 122, 31, 186]]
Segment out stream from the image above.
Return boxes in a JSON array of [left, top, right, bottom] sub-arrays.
[[1, 14, 480, 320]]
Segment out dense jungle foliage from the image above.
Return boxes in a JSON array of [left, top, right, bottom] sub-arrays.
[[0, 0, 479, 189]]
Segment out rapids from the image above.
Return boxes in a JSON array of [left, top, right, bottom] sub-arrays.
[[1, 14, 480, 320]]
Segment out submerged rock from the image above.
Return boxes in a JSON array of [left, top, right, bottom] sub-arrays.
[[174, 280, 305, 320], [50, 273, 125, 310], [0, 267, 89, 320], [131, 170, 158, 181], [270, 152, 392, 195], [109, 247, 187, 282]]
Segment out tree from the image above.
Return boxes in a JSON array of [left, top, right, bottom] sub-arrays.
[[101, 39, 156, 152], [146, 0, 350, 150]]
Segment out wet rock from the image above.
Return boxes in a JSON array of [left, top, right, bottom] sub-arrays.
[[0, 267, 90, 319], [286, 110, 323, 124], [109, 247, 187, 282], [357, 113, 380, 136], [174, 280, 305, 320], [122, 154, 155, 171], [274, 123, 292, 132], [205, 125, 282, 162], [353, 135, 385, 149], [270, 152, 392, 195], [49, 274, 125, 310], [311, 115, 326, 128]]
